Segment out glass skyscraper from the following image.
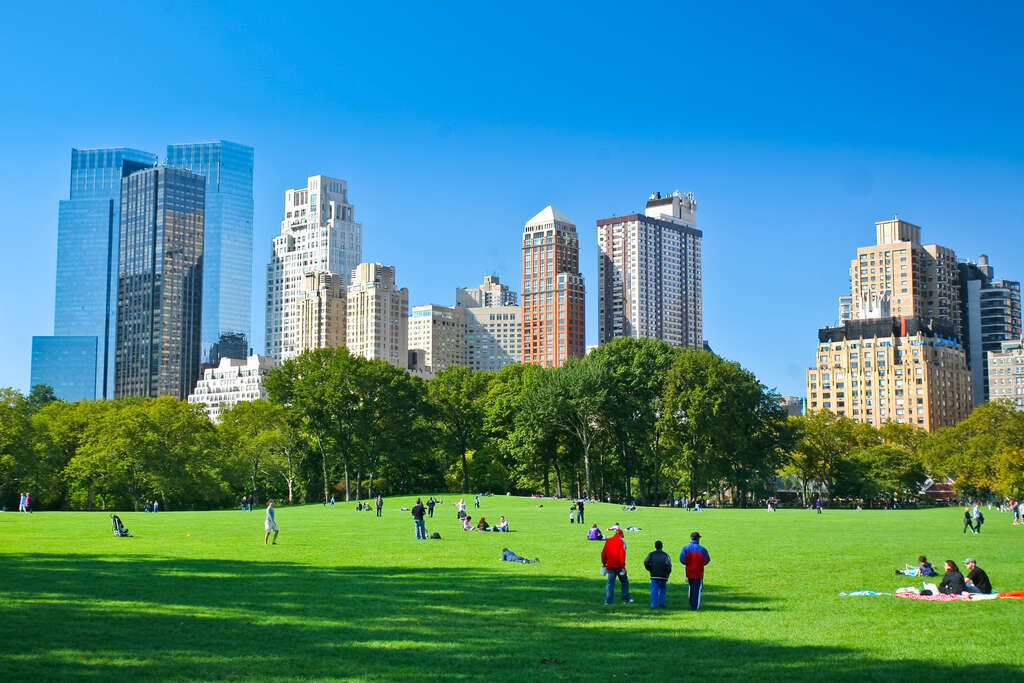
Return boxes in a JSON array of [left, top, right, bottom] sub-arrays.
[[166, 141, 254, 365], [115, 166, 205, 399], [31, 147, 157, 400]]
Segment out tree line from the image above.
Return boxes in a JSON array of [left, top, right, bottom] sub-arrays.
[[2, 337, 1021, 511]]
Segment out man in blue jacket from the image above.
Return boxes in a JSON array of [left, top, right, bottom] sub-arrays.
[[680, 531, 710, 611]]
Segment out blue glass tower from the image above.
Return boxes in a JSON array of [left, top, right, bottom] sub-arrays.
[[31, 147, 157, 400], [166, 141, 253, 365]]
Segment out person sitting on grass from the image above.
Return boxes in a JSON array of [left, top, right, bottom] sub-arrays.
[[587, 524, 604, 541], [964, 558, 993, 594], [897, 555, 938, 577], [462, 515, 474, 531], [494, 516, 509, 532], [477, 516, 490, 531], [938, 560, 967, 594], [501, 548, 539, 563]]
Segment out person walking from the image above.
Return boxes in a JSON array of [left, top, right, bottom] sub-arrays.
[[241, 495, 247, 511], [18, 493, 25, 513], [330, 495, 335, 508], [264, 500, 279, 545], [643, 540, 672, 609], [474, 495, 481, 508], [963, 507, 977, 534], [412, 498, 427, 539], [375, 495, 383, 517], [680, 531, 711, 611], [972, 504, 984, 534], [601, 526, 633, 604], [576, 499, 585, 524], [427, 497, 436, 518]]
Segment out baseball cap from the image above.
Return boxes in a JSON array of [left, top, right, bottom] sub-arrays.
[[963, 557, 976, 564], [690, 531, 701, 540]]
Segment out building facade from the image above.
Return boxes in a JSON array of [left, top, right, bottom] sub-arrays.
[[597, 191, 703, 348], [296, 271, 347, 354], [456, 275, 521, 372], [408, 304, 465, 373], [806, 317, 971, 431], [166, 141, 254, 365], [346, 263, 408, 368], [187, 354, 276, 423], [521, 206, 585, 367], [31, 147, 157, 400], [265, 175, 362, 362], [959, 255, 1021, 405], [115, 166, 205, 399], [987, 338, 1024, 409]]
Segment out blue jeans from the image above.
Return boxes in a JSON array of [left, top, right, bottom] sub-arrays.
[[605, 569, 631, 603], [414, 519, 427, 539], [650, 579, 667, 608]]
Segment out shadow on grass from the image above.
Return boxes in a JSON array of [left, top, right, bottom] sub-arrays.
[[0, 552, 1019, 681]]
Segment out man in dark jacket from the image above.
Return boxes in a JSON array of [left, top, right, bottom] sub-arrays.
[[643, 540, 672, 608], [680, 531, 711, 610], [411, 498, 427, 539], [964, 558, 993, 594], [601, 527, 633, 604]]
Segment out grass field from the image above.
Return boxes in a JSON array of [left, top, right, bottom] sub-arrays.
[[2, 497, 1023, 681]]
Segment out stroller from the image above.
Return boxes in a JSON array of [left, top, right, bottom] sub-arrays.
[[111, 514, 132, 537]]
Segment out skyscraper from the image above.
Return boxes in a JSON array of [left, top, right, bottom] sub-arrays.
[[266, 175, 361, 362], [115, 166, 205, 399], [597, 191, 703, 347], [521, 206, 585, 367], [959, 255, 1022, 405], [296, 271, 347, 354], [166, 141, 254, 365], [31, 147, 156, 400], [408, 304, 465, 374], [456, 276, 521, 372], [346, 263, 408, 368], [806, 218, 972, 430]]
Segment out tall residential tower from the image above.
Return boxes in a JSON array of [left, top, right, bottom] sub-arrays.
[[346, 263, 408, 368], [521, 206, 585, 367], [597, 191, 703, 347]]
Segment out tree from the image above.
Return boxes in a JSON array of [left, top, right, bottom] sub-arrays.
[[427, 366, 492, 493], [523, 360, 610, 498], [0, 388, 33, 507], [483, 363, 556, 495], [219, 399, 302, 505]]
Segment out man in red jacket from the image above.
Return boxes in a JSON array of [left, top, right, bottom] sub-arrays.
[[680, 531, 711, 610], [601, 526, 634, 604]]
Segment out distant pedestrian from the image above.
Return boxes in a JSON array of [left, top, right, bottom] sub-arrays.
[[152, 499, 159, 513], [264, 500, 279, 545], [601, 526, 633, 604], [474, 495, 481, 508], [972, 504, 984, 534], [376, 495, 383, 517], [576, 499, 585, 524], [427, 497, 436, 518], [815, 498, 823, 514], [241, 495, 247, 511], [412, 498, 427, 539], [330, 495, 335, 508], [18, 493, 25, 513], [963, 507, 977, 534], [644, 540, 672, 609], [24, 492, 31, 513], [680, 532, 710, 611]]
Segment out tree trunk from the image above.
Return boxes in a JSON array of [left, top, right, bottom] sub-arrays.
[[582, 441, 592, 501], [553, 461, 563, 498], [315, 436, 329, 506], [542, 466, 550, 497], [343, 453, 350, 501]]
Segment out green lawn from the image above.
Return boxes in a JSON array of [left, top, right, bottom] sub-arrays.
[[2, 497, 1022, 681]]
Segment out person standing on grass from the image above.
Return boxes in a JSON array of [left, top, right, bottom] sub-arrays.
[[576, 499, 585, 524], [644, 540, 672, 609], [681, 531, 710, 611], [474, 494, 481, 508], [963, 506, 977, 534], [601, 526, 633, 604], [412, 498, 427, 539], [973, 505, 984, 534], [427, 497, 436, 518], [376, 494, 383, 517], [264, 500, 279, 545], [330, 495, 335, 508]]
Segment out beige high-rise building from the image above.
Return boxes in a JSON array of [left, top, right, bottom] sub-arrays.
[[807, 218, 971, 431], [408, 304, 465, 374], [456, 275, 519, 308], [296, 272, 346, 354], [986, 338, 1024, 410], [850, 219, 960, 327], [346, 263, 408, 368], [456, 275, 521, 372], [806, 318, 971, 430]]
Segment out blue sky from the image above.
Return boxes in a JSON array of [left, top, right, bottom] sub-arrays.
[[2, 1, 1022, 397]]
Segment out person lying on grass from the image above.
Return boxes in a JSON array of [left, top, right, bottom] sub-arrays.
[[897, 555, 938, 577], [501, 548, 539, 563]]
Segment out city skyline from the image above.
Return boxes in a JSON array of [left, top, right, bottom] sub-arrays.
[[4, 3, 1024, 398]]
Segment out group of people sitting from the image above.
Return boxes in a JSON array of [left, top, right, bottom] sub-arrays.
[[899, 555, 992, 594], [461, 515, 509, 532]]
